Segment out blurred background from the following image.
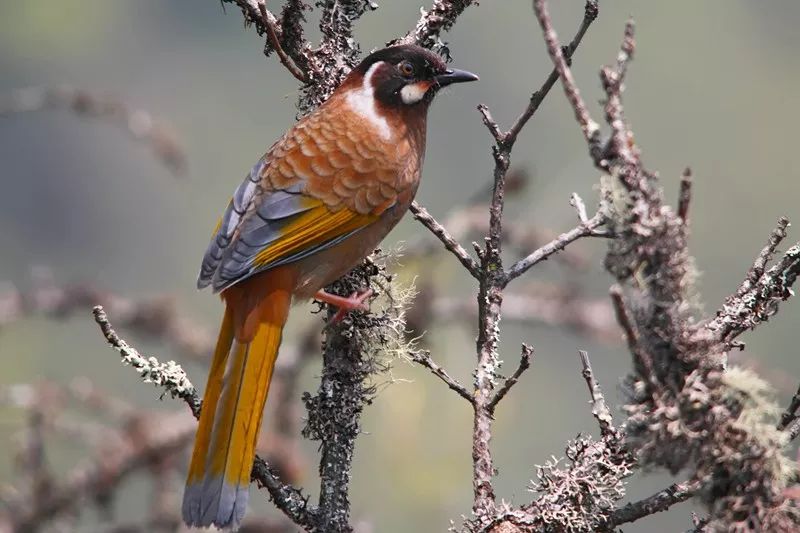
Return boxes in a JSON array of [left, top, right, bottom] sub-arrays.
[[1, 1, 799, 531]]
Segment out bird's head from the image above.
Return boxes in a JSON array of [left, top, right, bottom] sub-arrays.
[[341, 44, 478, 112]]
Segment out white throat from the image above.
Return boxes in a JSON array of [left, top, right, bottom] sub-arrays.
[[345, 61, 392, 141], [400, 82, 428, 105]]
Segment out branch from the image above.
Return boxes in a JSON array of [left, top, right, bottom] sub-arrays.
[[91, 306, 318, 527], [505, 209, 606, 284], [786, 418, 800, 442], [487, 344, 533, 414], [259, 2, 308, 83], [401, 0, 480, 49], [778, 381, 800, 431], [502, 0, 599, 149], [405, 201, 593, 271], [532, 0, 601, 151], [703, 218, 800, 347], [0, 85, 187, 175], [608, 479, 700, 527], [431, 288, 618, 342], [250, 456, 319, 529], [220, 0, 266, 31], [578, 350, 614, 437], [409, 349, 475, 405], [0, 272, 215, 360], [92, 306, 201, 417], [8, 412, 196, 532], [738, 217, 792, 297], [409, 201, 481, 278], [463, 1, 600, 523], [609, 285, 655, 382], [678, 167, 693, 223]]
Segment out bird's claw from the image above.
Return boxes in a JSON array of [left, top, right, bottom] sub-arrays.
[[314, 288, 373, 323]]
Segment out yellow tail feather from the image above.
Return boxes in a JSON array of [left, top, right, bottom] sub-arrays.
[[182, 289, 289, 530]]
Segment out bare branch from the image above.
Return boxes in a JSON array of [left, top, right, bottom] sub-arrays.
[[570, 192, 589, 224], [609, 479, 701, 527], [8, 412, 196, 532], [405, 203, 592, 271], [532, 0, 601, 150], [778, 382, 800, 431], [92, 306, 317, 527], [578, 350, 614, 437], [463, 2, 601, 522], [678, 167, 693, 223], [0, 86, 187, 175], [400, 0, 480, 49], [505, 210, 606, 284], [430, 285, 618, 343], [250, 456, 319, 530], [787, 418, 800, 442], [609, 285, 655, 380], [503, 0, 599, 149], [259, 2, 308, 83], [278, 0, 312, 71], [0, 273, 215, 360], [409, 201, 481, 278], [408, 349, 475, 405], [703, 219, 800, 346], [488, 344, 533, 414], [92, 305, 201, 417], [221, 0, 267, 31], [736, 217, 791, 299], [477, 103, 504, 142]]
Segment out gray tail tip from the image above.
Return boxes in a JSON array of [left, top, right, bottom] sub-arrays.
[[183, 481, 249, 531]]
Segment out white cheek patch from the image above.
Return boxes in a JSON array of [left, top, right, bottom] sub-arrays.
[[400, 82, 431, 105], [345, 61, 392, 140]]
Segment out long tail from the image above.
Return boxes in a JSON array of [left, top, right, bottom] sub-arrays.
[[182, 269, 293, 530]]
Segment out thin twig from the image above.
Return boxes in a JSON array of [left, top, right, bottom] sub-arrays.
[[0, 86, 187, 175], [410, 201, 481, 279], [609, 286, 655, 379], [258, 2, 308, 83], [578, 350, 614, 437], [221, 0, 267, 31], [487, 344, 533, 414], [678, 167, 693, 223], [787, 418, 800, 442], [532, 0, 601, 150], [599, 20, 640, 176], [778, 382, 800, 431], [463, 1, 601, 520], [92, 306, 318, 527], [92, 306, 201, 417], [477, 104, 503, 142], [736, 217, 790, 299], [570, 192, 589, 224], [608, 479, 701, 527], [505, 210, 606, 284], [704, 225, 800, 347], [250, 456, 319, 529], [10, 413, 196, 532], [503, 0, 599, 149], [409, 349, 475, 405], [401, 0, 480, 49]]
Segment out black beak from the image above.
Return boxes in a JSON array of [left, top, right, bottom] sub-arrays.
[[434, 68, 479, 88]]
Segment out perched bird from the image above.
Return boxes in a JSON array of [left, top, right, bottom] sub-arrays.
[[182, 44, 477, 530]]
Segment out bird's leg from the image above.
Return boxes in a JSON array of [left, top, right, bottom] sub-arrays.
[[314, 288, 373, 323]]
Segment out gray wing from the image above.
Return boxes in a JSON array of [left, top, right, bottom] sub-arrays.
[[197, 159, 367, 293]]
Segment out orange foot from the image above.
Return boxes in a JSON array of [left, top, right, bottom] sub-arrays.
[[314, 288, 373, 323]]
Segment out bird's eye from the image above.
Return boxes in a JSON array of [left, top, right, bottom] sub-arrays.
[[398, 61, 415, 78]]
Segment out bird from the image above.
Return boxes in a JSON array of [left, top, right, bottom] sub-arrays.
[[181, 44, 478, 530]]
